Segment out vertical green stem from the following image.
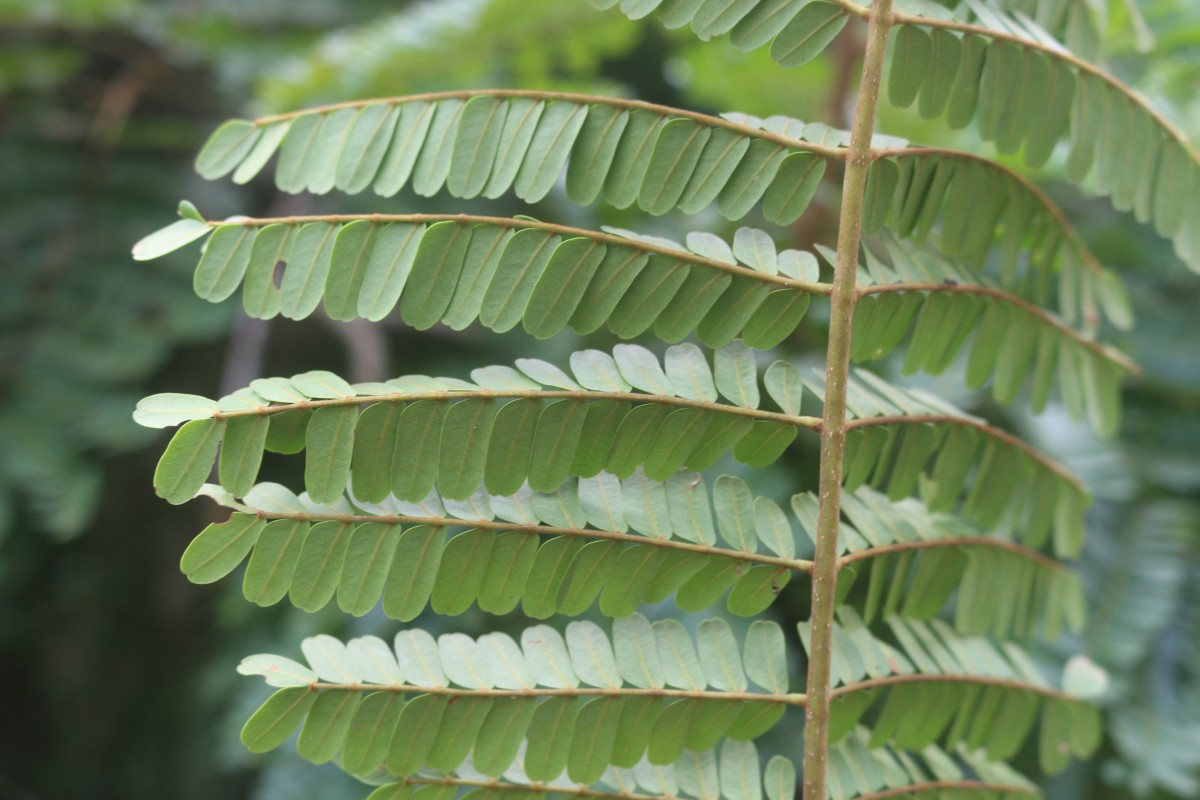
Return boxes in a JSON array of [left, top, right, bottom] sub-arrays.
[[802, 3, 893, 799]]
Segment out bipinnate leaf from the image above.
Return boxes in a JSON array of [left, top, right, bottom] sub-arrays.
[[138, 9, 1199, 792]]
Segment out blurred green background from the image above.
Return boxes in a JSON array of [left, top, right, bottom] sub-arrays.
[[1, 1, 1199, 798]]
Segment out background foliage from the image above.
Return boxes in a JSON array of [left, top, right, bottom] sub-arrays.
[[1, 0, 1198, 798]]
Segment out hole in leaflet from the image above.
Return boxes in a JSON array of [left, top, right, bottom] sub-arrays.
[[273, 260, 287, 289]]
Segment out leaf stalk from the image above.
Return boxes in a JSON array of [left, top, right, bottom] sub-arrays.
[[804, 2, 894, 798]]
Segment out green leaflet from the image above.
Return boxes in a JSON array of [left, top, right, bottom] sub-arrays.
[[243, 519, 308, 606], [383, 525, 446, 621], [919, 28, 962, 120], [341, 692, 405, 774], [730, 0, 804, 51], [334, 104, 400, 194], [713, 475, 757, 552], [888, 25, 933, 110], [612, 695, 660, 767], [232, 120, 289, 184], [444, 225, 513, 330], [732, 227, 775, 274], [279, 222, 338, 319], [741, 289, 810, 349], [155, 418, 225, 504], [195, 224, 254, 302], [374, 101, 436, 196], [278, 116, 333, 193], [387, 694, 448, 775], [304, 108, 360, 194], [861, 158, 899, 234], [947, 34, 988, 131], [514, 101, 588, 202], [686, 415, 755, 471], [439, 632, 495, 689], [613, 613, 664, 688], [721, 740, 763, 800], [180, 513, 264, 584], [697, 280, 771, 348], [241, 222, 289, 318], [218, 415, 269, 498], [411, 99, 465, 197], [289, 521, 354, 612], [658, 0, 706, 29], [195, 119, 261, 179], [567, 104, 628, 205], [291, 370, 354, 398], [523, 238, 608, 339], [523, 537, 584, 619], [990, 46, 1050, 156], [566, 619, 622, 687], [599, 546, 665, 616], [265, 409, 311, 454], [680, 129, 751, 214], [392, 401, 450, 503], [528, 400, 587, 492], [304, 406, 357, 504], [241, 687, 317, 754], [567, 697, 623, 783], [729, 565, 789, 616], [438, 399, 498, 500], [350, 402, 405, 504], [698, 618, 747, 691], [131, 218, 212, 261], [604, 110, 667, 209], [763, 360, 803, 415], [473, 698, 537, 776], [134, 392, 218, 429], [717, 139, 787, 220], [640, 119, 713, 214], [624, 470, 672, 537], [769, 1, 848, 68], [665, 343, 717, 401], [481, 229, 562, 332], [643, 409, 710, 481], [400, 221, 473, 330], [614, 342, 673, 395], [715, 340, 760, 408], [448, 96, 508, 199], [324, 220, 380, 321], [1023, 60, 1075, 168], [691, 0, 758, 38], [608, 255, 690, 338], [477, 532, 539, 614], [432, 530, 494, 615], [525, 697, 578, 780], [559, 540, 620, 615], [483, 400, 540, 496], [297, 690, 361, 764], [761, 152, 824, 224], [607, 404, 671, 478], [337, 523, 401, 616]]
